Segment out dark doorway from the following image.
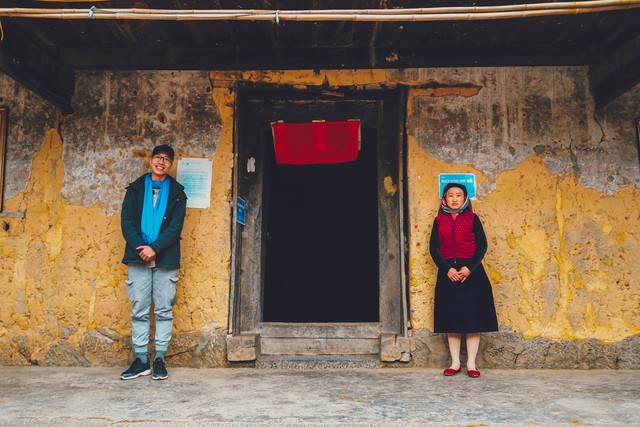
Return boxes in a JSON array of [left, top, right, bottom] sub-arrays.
[[229, 90, 406, 359], [263, 128, 380, 322]]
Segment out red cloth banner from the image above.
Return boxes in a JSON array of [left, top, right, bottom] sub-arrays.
[[272, 120, 360, 165]]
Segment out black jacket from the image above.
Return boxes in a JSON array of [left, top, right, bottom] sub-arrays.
[[121, 174, 187, 269]]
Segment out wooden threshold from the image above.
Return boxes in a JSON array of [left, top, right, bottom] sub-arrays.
[[258, 322, 381, 356], [258, 322, 380, 338]]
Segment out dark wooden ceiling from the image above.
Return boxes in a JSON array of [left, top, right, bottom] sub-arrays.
[[1, 0, 639, 113]]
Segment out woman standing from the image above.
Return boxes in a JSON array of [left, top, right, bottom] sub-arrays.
[[429, 183, 498, 378]]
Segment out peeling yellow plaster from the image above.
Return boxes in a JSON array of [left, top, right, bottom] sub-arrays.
[[411, 87, 481, 98], [406, 135, 487, 333], [173, 86, 234, 332], [408, 135, 640, 343], [210, 69, 389, 88], [0, 130, 137, 356], [383, 176, 398, 196]]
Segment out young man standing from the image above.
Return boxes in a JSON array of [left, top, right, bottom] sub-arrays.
[[119, 144, 187, 380]]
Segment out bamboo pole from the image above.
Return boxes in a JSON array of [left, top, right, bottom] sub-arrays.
[[7, 0, 640, 16], [1, 0, 640, 21], [2, 7, 638, 21]]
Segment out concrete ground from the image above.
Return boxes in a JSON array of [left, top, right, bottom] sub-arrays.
[[0, 366, 638, 427]]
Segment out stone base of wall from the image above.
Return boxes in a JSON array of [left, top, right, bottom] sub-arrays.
[[409, 330, 640, 369], [0, 329, 229, 368], [1, 329, 638, 368]]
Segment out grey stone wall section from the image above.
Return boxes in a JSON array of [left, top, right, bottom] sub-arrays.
[[594, 82, 640, 190], [5, 329, 636, 368], [4, 329, 229, 367], [410, 330, 639, 369], [61, 70, 223, 215], [404, 67, 640, 194], [616, 335, 640, 369], [0, 339, 29, 366], [407, 331, 450, 368], [0, 74, 60, 199]]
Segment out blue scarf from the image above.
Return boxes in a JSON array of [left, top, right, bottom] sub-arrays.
[[141, 173, 170, 245]]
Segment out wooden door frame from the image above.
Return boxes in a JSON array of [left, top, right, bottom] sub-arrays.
[[227, 87, 409, 363]]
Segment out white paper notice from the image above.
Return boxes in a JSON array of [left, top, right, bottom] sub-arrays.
[[176, 158, 213, 209]]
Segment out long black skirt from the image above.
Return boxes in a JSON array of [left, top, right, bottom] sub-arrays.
[[434, 259, 498, 333]]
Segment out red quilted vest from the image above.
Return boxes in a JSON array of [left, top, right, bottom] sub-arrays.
[[435, 211, 477, 260]]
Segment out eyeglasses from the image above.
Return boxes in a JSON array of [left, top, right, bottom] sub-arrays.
[[152, 154, 173, 163]]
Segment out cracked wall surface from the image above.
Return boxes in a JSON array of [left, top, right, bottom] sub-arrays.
[[0, 78, 59, 199], [405, 68, 639, 367], [405, 67, 638, 195], [1, 71, 232, 366], [0, 67, 638, 367], [62, 71, 223, 216]]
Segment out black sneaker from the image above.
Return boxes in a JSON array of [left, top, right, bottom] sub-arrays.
[[120, 357, 151, 380], [152, 357, 168, 380]]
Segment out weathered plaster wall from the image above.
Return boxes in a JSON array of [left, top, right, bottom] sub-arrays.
[[404, 67, 638, 194], [1, 68, 638, 368], [62, 71, 223, 215], [0, 75, 59, 199], [1, 71, 233, 366], [406, 68, 640, 368]]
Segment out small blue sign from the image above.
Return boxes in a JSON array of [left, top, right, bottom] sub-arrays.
[[438, 173, 476, 199], [236, 197, 246, 225]]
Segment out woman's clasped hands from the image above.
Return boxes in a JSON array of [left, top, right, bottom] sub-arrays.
[[447, 266, 471, 283]]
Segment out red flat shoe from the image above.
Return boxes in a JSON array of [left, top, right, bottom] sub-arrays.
[[443, 367, 462, 376], [467, 369, 481, 378]]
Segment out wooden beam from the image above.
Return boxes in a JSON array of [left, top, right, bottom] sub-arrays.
[[589, 31, 640, 110], [57, 42, 599, 71], [0, 23, 74, 114]]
